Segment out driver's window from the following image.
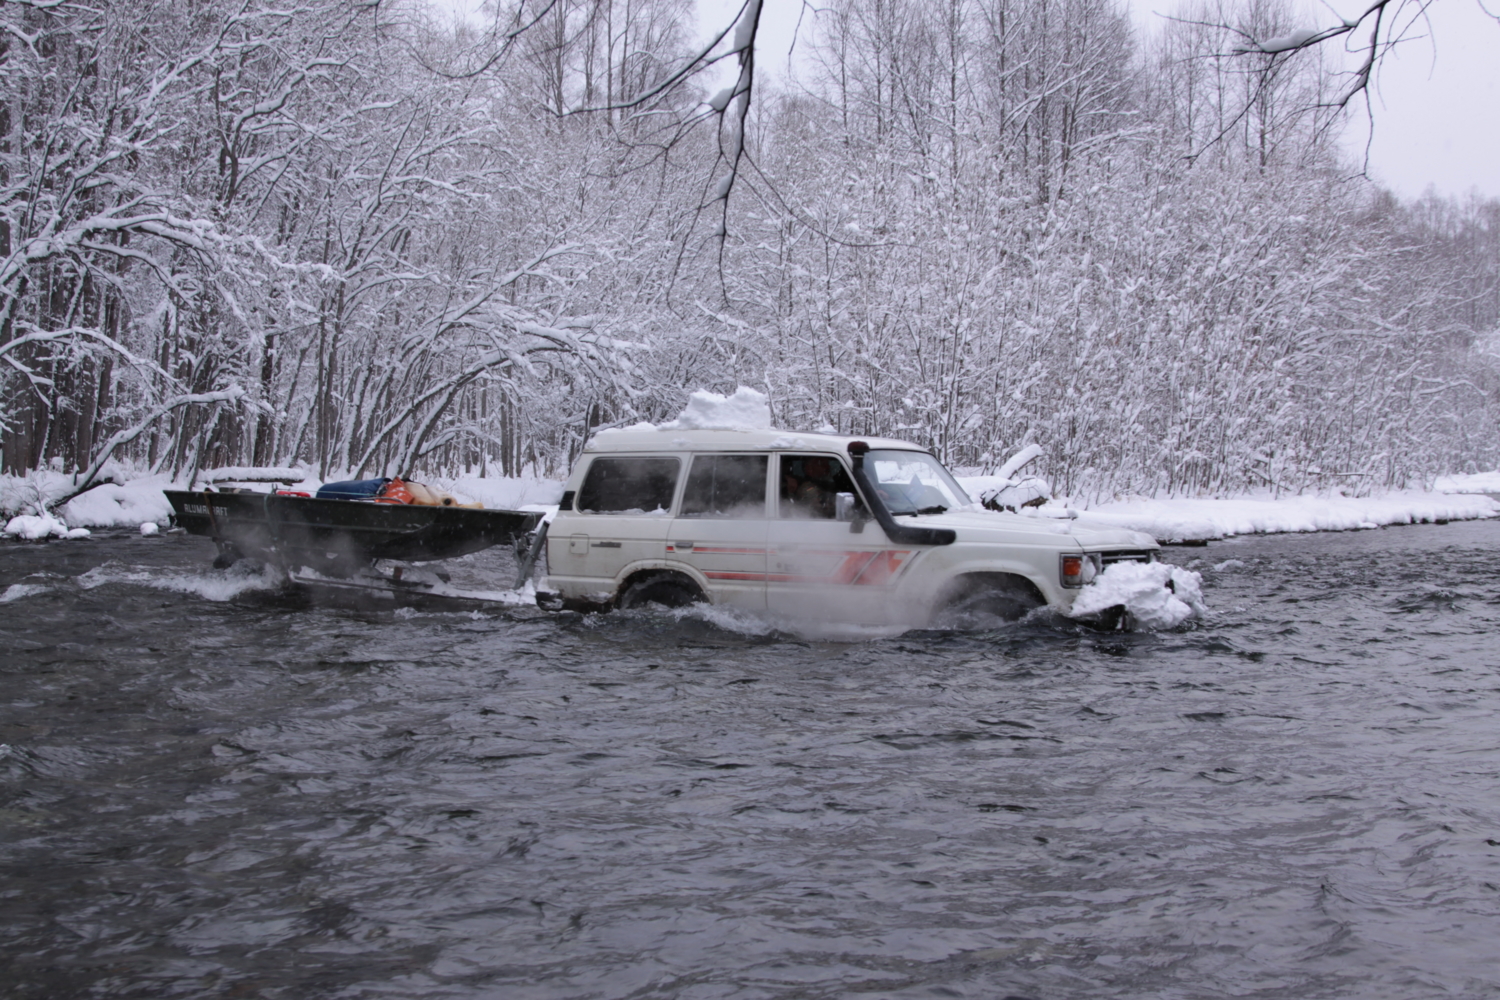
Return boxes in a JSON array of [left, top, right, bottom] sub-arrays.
[[779, 454, 856, 519]]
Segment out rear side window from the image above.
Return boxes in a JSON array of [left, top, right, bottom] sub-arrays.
[[680, 455, 768, 518], [577, 457, 680, 514]]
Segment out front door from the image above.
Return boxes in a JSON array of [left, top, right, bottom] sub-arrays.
[[667, 454, 770, 610], [766, 453, 913, 624]]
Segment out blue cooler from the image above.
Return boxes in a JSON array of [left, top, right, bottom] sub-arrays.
[[315, 478, 391, 501]]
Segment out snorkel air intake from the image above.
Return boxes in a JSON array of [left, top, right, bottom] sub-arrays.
[[847, 441, 956, 547]]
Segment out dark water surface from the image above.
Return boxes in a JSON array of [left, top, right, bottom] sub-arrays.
[[3, 522, 1500, 1000]]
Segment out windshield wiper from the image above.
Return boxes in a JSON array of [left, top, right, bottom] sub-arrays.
[[915, 505, 948, 515]]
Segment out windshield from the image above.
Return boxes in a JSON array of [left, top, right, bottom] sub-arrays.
[[864, 450, 973, 514]]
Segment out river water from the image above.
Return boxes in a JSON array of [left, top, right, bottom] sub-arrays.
[[2, 521, 1499, 1000]]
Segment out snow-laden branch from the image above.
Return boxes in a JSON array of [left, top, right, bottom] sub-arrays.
[[1218, 0, 1478, 110], [73, 387, 246, 495], [0, 323, 169, 384]]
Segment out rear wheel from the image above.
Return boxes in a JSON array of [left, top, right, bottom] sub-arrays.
[[617, 572, 705, 610], [933, 574, 1044, 628]]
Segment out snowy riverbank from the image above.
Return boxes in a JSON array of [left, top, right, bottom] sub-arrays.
[[1045, 489, 1499, 544], [1434, 471, 1500, 495], [4, 467, 1497, 544]]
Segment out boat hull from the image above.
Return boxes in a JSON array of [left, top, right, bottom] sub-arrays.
[[164, 490, 541, 572]]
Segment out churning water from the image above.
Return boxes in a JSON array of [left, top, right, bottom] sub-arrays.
[[2, 522, 1499, 999]]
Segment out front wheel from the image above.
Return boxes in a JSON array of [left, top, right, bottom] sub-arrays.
[[932, 574, 1044, 629], [617, 572, 706, 610]]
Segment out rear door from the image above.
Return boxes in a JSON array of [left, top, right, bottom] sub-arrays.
[[766, 453, 912, 624], [667, 454, 770, 610]]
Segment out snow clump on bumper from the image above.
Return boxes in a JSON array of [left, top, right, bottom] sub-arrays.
[[1068, 560, 1207, 629]]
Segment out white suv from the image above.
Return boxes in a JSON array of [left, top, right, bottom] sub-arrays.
[[537, 428, 1158, 627]]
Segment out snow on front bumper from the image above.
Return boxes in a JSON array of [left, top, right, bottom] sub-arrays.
[[1067, 560, 1207, 629]]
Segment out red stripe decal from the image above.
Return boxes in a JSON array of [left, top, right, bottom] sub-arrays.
[[852, 550, 906, 586], [701, 551, 912, 586], [833, 551, 878, 584]]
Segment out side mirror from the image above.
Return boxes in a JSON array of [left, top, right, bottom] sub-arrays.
[[835, 492, 858, 522]]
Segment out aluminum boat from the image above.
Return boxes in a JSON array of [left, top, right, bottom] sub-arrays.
[[164, 489, 543, 575]]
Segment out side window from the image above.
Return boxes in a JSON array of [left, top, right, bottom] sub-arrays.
[[681, 455, 769, 518], [779, 454, 857, 519], [577, 457, 680, 514]]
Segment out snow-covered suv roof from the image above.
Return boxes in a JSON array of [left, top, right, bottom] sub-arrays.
[[583, 427, 927, 454]]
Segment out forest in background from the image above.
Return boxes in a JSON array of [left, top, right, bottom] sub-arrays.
[[3, 0, 1497, 502]]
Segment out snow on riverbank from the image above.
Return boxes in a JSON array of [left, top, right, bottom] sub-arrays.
[[1434, 471, 1500, 495], [1057, 490, 1499, 543], [61, 478, 178, 528], [1, 469, 178, 530], [957, 476, 1500, 542], [4, 512, 91, 540]]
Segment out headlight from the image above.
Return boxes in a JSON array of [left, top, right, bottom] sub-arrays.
[[1060, 553, 1101, 588]]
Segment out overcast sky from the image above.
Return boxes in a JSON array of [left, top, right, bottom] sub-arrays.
[[439, 0, 1499, 200], [1324, 0, 1500, 200], [702, 0, 1500, 201]]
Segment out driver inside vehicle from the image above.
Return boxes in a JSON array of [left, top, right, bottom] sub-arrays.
[[780, 455, 855, 519]]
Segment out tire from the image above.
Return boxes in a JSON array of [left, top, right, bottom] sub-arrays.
[[617, 572, 705, 610], [933, 574, 1044, 629]]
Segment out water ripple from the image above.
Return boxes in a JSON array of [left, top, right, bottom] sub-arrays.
[[2, 523, 1500, 998]]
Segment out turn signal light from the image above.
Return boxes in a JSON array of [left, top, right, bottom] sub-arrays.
[[1061, 554, 1084, 587]]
